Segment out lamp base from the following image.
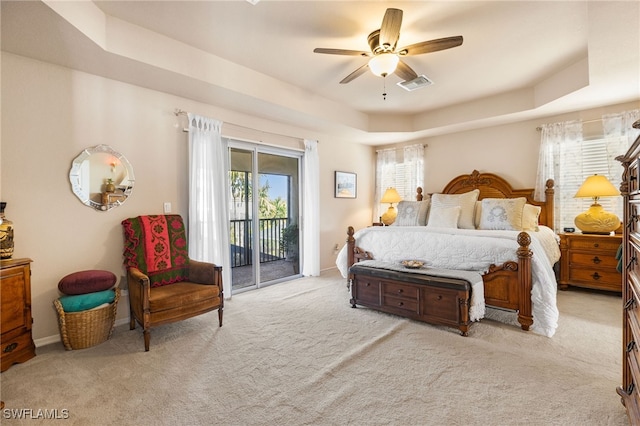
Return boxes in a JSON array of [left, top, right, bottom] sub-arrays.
[[381, 206, 397, 226], [574, 203, 620, 235]]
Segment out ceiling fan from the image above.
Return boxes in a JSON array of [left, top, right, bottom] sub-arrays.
[[313, 8, 463, 85]]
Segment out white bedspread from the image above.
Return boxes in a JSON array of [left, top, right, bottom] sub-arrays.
[[336, 226, 561, 337]]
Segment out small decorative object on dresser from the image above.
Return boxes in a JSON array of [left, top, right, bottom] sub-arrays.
[[615, 119, 640, 423], [1, 258, 35, 371], [0, 202, 14, 259], [558, 233, 622, 292]]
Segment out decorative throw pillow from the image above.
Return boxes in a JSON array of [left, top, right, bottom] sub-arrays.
[[522, 204, 542, 231], [58, 289, 116, 312], [58, 270, 117, 295], [391, 199, 431, 226], [430, 189, 480, 229], [479, 197, 527, 231], [426, 206, 461, 228]]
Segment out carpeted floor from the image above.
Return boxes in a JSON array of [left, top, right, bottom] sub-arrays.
[[0, 269, 628, 425]]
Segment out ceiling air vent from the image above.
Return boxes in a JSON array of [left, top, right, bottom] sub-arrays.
[[397, 75, 434, 91]]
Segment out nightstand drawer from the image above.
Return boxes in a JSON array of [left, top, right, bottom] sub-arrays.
[[568, 252, 618, 268], [569, 268, 621, 288], [567, 237, 620, 251]]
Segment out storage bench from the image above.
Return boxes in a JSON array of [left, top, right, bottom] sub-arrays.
[[349, 264, 472, 336]]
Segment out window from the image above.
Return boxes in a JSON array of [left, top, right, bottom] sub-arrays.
[[375, 144, 424, 222]]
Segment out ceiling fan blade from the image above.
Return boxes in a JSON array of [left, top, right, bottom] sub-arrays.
[[313, 48, 370, 57], [395, 60, 418, 82], [340, 63, 369, 84], [398, 36, 463, 56], [379, 8, 403, 50]]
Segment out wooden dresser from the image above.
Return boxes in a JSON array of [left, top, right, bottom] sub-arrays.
[[617, 126, 640, 424], [558, 233, 622, 292], [1, 258, 35, 371]]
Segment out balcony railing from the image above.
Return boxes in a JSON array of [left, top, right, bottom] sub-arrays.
[[230, 218, 289, 267]]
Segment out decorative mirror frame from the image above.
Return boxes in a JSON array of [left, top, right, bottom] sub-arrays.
[[69, 144, 135, 211]]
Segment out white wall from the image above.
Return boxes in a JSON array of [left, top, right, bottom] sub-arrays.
[[1, 52, 375, 342]]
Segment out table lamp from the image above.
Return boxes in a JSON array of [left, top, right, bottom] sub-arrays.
[[380, 187, 402, 225], [574, 174, 621, 234]]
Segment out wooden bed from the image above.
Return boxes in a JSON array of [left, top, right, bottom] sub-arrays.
[[346, 170, 555, 331]]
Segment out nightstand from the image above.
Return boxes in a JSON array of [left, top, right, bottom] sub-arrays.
[[558, 233, 622, 292]]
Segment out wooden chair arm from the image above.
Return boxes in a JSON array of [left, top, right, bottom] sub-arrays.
[[127, 267, 150, 287]]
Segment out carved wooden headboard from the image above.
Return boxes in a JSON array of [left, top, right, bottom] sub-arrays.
[[438, 170, 555, 228]]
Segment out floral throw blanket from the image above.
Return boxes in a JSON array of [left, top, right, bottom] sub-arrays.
[[121, 215, 189, 287]]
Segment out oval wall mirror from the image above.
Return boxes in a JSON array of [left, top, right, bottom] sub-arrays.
[[69, 145, 135, 211]]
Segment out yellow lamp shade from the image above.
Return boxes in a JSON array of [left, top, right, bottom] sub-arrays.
[[574, 174, 620, 199]]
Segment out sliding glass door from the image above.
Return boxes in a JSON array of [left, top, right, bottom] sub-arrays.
[[228, 141, 301, 293]]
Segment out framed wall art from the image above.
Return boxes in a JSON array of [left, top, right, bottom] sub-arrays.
[[335, 171, 357, 198]]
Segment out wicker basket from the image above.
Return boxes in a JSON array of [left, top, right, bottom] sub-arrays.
[[54, 288, 120, 350]]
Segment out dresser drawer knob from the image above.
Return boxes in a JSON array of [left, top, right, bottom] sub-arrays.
[[591, 272, 601, 280], [628, 256, 638, 271], [625, 298, 636, 310], [628, 340, 637, 353], [397, 301, 404, 307], [397, 289, 403, 294], [3, 342, 18, 353], [628, 382, 636, 394], [592, 256, 601, 264]]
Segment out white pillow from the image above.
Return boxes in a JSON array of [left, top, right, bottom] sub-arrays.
[[392, 199, 431, 226], [430, 189, 480, 229], [426, 206, 461, 228], [522, 204, 542, 231], [479, 197, 527, 231]]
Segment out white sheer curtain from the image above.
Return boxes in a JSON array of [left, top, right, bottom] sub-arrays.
[[302, 139, 320, 276], [602, 109, 640, 217], [534, 120, 583, 231], [187, 113, 232, 299], [374, 144, 424, 222], [375, 148, 397, 222]]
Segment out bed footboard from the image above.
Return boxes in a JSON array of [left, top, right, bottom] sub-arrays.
[[345, 227, 533, 331]]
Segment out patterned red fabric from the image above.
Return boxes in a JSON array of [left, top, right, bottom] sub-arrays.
[[121, 215, 189, 287]]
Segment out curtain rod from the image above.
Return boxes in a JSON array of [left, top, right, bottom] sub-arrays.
[[536, 118, 602, 131], [376, 144, 427, 153], [174, 109, 308, 142]]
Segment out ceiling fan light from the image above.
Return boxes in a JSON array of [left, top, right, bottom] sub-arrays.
[[368, 53, 399, 77]]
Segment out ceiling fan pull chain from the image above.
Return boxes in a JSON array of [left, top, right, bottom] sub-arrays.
[[382, 77, 387, 100]]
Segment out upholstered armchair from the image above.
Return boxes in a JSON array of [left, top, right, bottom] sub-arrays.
[[121, 215, 223, 351]]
